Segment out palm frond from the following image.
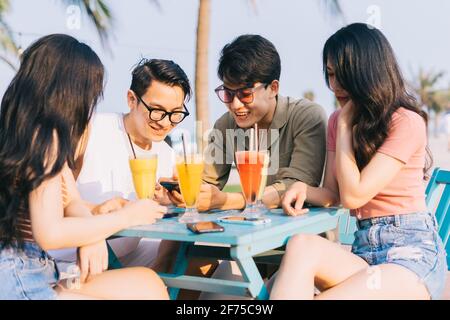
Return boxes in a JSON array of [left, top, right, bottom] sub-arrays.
[[0, 53, 17, 70], [0, 20, 18, 53], [62, 0, 115, 48], [0, 0, 18, 70], [148, 0, 162, 12], [319, 0, 346, 24]]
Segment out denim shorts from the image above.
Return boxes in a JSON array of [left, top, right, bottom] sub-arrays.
[[351, 212, 448, 300], [0, 242, 59, 300]]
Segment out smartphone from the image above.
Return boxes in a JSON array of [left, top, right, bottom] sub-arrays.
[[217, 216, 271, 226], [161, 206, 185, 219], [162, 212, 180, 219], [160, 181, 180, 193], [186, 221, 225, 234]]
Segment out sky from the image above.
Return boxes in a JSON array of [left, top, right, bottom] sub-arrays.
[[1, 0, 450, 136]]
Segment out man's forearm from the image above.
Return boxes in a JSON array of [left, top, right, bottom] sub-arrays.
[[218, 192, 246, 210], [262, 186, 281, 209]]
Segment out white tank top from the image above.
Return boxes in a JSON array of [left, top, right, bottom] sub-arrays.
[[77, 112, 175, 203]]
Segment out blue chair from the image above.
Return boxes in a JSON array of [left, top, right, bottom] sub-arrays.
[[337, 210, 357, 246], [425, 168, 450, 270], [338, 167, 450, 270], [107, 241, 122, 269]]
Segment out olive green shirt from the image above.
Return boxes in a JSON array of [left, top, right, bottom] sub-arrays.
[[203, 96, 327, 197]]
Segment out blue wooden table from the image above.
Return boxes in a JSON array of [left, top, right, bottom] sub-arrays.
[[115, 207, 345, 300]]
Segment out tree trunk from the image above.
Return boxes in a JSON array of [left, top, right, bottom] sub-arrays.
[[195, 0, 210, 153]]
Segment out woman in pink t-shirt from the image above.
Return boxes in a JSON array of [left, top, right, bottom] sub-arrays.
[[271, 23, 447, 300]]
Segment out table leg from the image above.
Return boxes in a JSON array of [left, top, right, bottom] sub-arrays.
[[167, 241, 190, 300], [231, 248, 269, 300]]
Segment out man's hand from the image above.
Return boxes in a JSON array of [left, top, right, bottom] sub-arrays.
[[77, 240, 108, 283], [159, 177, 185, 207], [281, 182, 309, 216], [197, 184, 228, 211], [154, 183, 173, 206], [91, 197, 129, 215]]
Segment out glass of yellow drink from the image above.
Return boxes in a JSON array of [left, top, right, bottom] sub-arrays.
[[176, 153, 204, 223], [129, 155, 158, 199]]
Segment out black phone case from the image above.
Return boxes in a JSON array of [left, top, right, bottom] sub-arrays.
[[160, 181, 180, 192]]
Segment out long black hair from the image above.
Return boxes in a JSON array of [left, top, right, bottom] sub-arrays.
[[323, 23, 432, 173], [0, 34, 104, 248]]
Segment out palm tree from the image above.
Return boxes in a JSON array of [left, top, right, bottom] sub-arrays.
[[429, 88, 450, 137], [0, 0, 115, 70], [0, 0, 19, 70], [194, 0, 210, 150], [412, 68, 447, 136]]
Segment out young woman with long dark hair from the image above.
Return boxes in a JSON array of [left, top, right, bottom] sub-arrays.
[[0, 34, 169, 300], [270, 23, 447, 300]]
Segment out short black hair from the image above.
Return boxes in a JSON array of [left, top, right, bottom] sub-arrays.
[[130, 58, 192, 101], [218, 34, 281, 86]]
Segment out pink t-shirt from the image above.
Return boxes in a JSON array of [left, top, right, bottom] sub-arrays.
[[327, 107, 428, 219]]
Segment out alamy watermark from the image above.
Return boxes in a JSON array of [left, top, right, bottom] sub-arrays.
[[66, 5, 82, 31], [366, 4, 382, 30]]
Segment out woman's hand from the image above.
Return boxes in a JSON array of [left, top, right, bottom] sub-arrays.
[[77, 240, 108, 283], [124, 199, 167, 226], [281, 182, 310, 216], [91, 197, 129, 215], [338, 99, 354, 127]]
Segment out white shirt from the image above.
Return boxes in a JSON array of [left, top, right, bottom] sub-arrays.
[[77, 112, 175, 203]]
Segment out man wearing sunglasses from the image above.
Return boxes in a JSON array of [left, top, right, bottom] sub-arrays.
[[50, 59, 191, 271], [198, 34, 328, 212]]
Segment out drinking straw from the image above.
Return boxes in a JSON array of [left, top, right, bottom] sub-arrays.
[[181, 132, 188, 164], [249, 128, 255, 152], [127, 134, 137, 159]]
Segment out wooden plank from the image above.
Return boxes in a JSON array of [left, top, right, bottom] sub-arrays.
[[159, 273, 251, 297]]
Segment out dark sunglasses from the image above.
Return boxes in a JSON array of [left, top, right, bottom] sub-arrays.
[[214, 83, 268, 104]]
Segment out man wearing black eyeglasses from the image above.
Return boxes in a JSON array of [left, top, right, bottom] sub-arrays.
[[198, 34, 328, 213], [51, 59, 192, 274]]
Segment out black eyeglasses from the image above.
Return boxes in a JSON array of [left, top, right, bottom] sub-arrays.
[[214, 83, 268, 104], [137, 95, 190, 124]]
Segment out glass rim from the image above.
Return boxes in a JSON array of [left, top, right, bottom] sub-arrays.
[[235, 150, 268, 165], [129, 154, 158, 161], [175, 153, 204, 164]]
